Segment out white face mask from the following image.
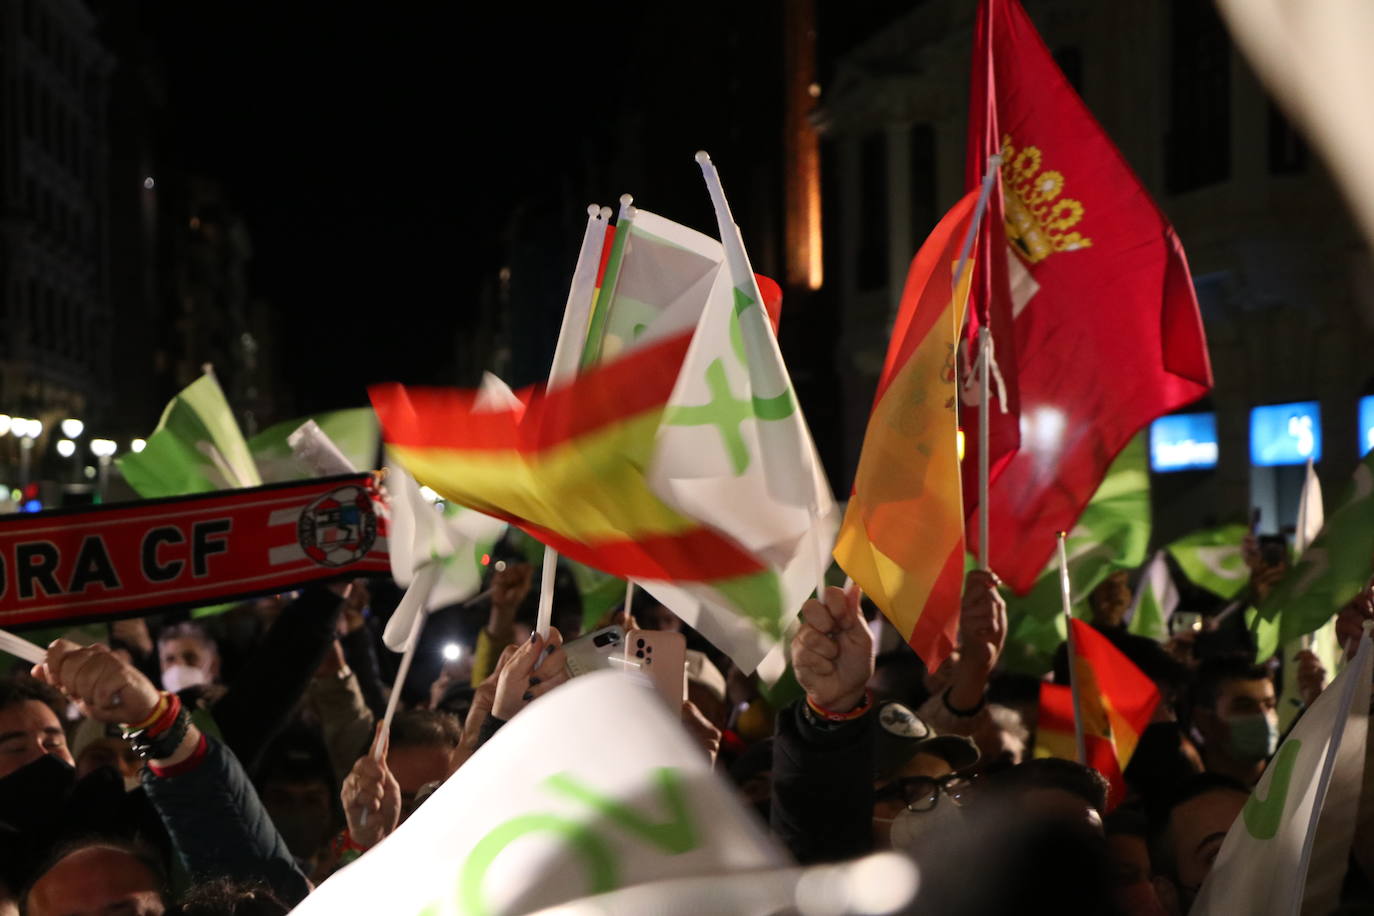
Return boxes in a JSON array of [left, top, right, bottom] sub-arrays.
[[161, 662, 211, 693], [877, 796, 966, 854]]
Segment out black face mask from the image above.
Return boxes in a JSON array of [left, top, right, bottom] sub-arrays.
[[0, 753, 76, 832]]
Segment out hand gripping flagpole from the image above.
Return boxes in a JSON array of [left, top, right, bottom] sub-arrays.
[[950, 154, 1002, 571], [535, 203, 615, 638], [1058, 532, 1087, 765]]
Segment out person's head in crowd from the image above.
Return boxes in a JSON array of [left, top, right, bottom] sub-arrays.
[[870, 700, 979, 851], [256, 728, 338, 873], [175, 878, 288, 916], [634, 598, 683, 634], [156, 621, 220, 693], [1105, 808, 1166, 914], [1148, 773, 1249, 914], [1124, 722, 1204, 816], [911, 808, 1115, 915], [0, 676, 71, 779], [1188, 654, 1277, 786], [1090, 570, 1134, 629], [388, 708, 462, 820], [23, 838, 169, 916], [980, 756, 1110, 834], [685, 650, 729, 731], [970, 703, 1029, 776], [70, 716, 142, 790]]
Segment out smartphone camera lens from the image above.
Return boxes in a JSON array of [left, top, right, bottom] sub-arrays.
[[637, 639, 646, 648]]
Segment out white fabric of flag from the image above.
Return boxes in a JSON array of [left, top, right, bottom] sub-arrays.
[[1127, 551, 1179, 642], [292, 672, 786, 916], [383, 463, 507, 652], [638, 157, 836, 675], [1191, 626, 1372, 916], [577, 193, 835, 675], [1279, 459, 1343, 728]]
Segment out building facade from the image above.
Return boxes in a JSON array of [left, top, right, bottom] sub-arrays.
[[815, 0, 1374, 543], [0, 0, 113, 478]]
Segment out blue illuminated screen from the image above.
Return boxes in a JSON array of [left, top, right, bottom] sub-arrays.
[[1250, 401, 1322, 466], [1360, 396, 1374, 457], [1150, 412, 1218, 472]]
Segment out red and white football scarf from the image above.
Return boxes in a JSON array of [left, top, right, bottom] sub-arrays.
[[0, 474, 390, 628]]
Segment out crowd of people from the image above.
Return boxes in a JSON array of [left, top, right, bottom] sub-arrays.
[[1, 528, 1372, 915]]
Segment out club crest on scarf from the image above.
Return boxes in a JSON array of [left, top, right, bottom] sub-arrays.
[[298, 483, 379, 567]]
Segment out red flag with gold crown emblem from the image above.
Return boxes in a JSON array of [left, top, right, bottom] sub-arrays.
[[962, 0, 1213, 592]]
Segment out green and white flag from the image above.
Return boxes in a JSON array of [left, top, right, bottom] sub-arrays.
[[292, 672, 787, 916], [1127, 550, 1179, 642], [573, 167, 835, 675], [1257, 450, 1374, 650], [580, 205, 724, 368], [1166, 524, 1250, 600], [1001, 435, 1150, 674], [118, 371, 261, 498], [638, 155, 836, 676], [384, 463, 507, 651], [1191, 625, 1372, 916], [250, 408, 380, 482], [1278, 460, 1343, 728]]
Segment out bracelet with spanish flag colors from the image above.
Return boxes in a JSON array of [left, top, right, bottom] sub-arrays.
[[806, 688, 874, 723], [125, 691, 172, 732]]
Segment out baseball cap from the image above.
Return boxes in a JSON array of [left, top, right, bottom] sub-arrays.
[[873, 700, 979, 780]]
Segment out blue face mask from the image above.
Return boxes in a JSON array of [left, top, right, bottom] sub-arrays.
[[1225, 712, 1279, 762]]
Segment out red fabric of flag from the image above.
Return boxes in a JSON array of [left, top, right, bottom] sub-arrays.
[[963, 0, 1213, 592]]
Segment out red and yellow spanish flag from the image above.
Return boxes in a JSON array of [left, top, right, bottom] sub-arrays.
[[369, 333, 769, 586], [833, 191, 977, 671], [1035, 618, 1160, 809]]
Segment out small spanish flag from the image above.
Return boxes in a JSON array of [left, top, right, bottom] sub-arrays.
[[833, 191, 977, 672], [1035, 618, 1160, 809]]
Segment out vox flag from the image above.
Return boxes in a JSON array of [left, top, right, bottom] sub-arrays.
[[1191, 627, 1372, 916], [962, 0, 1213, 593]]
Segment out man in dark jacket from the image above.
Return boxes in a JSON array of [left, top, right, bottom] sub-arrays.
[[770, 582, 985, 863], [25, 639, 310, 909]]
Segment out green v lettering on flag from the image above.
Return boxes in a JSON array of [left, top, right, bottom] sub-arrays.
[[1243, 740, 1302, 840]]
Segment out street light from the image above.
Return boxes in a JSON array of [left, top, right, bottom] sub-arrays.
[[15, 418, 42, 489], [130, 438, 147, 453], [56, 439, 75, 458], [60, 418, 84, 439], [0, 415, 11, 437], [90, 438, 117, 502]]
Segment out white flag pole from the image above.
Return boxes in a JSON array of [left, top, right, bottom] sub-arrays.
[[0, 629, 45, 665], [978, 327, 992, 571], [375, 562, 441, 760], [948, 154, 1002, 571], [535, 203, 615, 638], [1058, 532, 1087, 765]]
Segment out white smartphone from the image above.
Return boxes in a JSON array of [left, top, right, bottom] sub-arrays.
[[562, 625, 627, 677]]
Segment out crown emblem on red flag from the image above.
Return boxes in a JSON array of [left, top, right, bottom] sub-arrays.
[[1000, 135, 1093, 264]]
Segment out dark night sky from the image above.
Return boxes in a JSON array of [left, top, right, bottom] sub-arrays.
[[147, 3, 631, 411], [141, 2, 909, 415]]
